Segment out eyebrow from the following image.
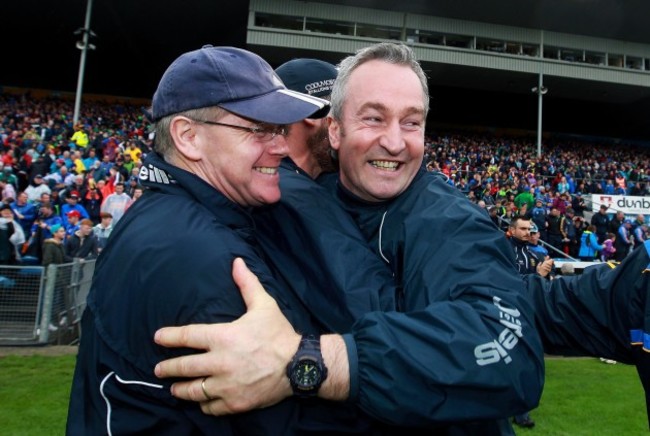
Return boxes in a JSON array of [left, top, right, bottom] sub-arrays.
[[356, 102, 425, 118]]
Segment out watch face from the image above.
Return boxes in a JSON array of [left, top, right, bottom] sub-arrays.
[[291, 359, 321, 390]]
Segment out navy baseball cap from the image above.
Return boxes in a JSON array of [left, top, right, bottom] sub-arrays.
[[275, 59, 338, 98], [151, 45, 329, 123]]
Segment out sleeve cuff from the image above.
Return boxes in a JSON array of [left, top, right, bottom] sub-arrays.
[[342, 333, 359, 402]]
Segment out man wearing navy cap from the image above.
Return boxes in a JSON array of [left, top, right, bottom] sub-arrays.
[[274, 58, 338, 178], [67, 46, 329, 434], [155, 43, 650, 433]]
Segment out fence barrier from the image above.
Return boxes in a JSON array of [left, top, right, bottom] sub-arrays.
[[0, 259, 95, 346]]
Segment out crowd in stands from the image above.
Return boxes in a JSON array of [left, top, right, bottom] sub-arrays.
[[0, 94, 151, 264], [424, 132, 650, 261], [1, 93, 649, 265]]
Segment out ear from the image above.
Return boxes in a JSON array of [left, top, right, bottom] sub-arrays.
[[169, 116, 202, 161], [302, 117, 319, 128], [328, 116, 341, 151]]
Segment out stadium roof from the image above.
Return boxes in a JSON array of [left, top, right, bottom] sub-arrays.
[[319, 0, 650, 45], [3, 0, 649, 138]]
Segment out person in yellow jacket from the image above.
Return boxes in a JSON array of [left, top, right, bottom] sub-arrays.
[[70, 125, 89, 149]]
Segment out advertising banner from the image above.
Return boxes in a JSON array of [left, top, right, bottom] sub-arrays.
[[590, 194, 650, 215]]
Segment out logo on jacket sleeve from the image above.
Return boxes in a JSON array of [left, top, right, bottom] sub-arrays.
[[474, 296, 523, 366]]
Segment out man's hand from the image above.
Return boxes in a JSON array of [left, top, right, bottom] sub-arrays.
[[154, 257, 301, 415], [536, 256, 554, 278]]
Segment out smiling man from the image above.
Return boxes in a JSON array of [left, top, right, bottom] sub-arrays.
[[155, 43, 545, 434], [66, 45, 328, 435], [153, 43, 650, 435]]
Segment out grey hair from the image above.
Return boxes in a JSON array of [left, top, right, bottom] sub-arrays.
[[153, 106, 226, 159], [330, 42, 430, 121]]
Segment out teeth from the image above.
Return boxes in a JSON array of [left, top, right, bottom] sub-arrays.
[[370, 160, 398, 171], [255, 167, 278, 175]]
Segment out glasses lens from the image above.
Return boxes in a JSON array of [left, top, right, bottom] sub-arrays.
[[253, 125, 287, 142], [253, 129, 274, 142]]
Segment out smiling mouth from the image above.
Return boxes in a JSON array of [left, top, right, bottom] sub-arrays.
[[254, 167, 278, 175], [370, 160, 399, 171]]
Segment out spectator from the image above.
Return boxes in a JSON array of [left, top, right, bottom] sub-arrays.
[[100, 182, 131, 225], [509, 216, 554, 279], [0, 179, 16, 202], [508, 216, 555, 428], [44, 164, 76, 191], [609, 211, 626, 235], [83, 182, 104, 224], [28, 156, 50, 184], [70, 124, 89, 149], [546, 206, 565, 253], [125, 173, 140, 197], [93, 212, 113, 252], [64, 210, 81, 239], [530, 198, 548, 240], [112, 155, 130, 180], [32, 202, 63, 240], [571, 192, 587, 217], [487, 205, 500, 227], [71, 150, 86, 174], [95, 155, 113, 181], [122, 153, 136, 173], [24, 174, 51, 203], [551, 191, 568, 215], [10, 191, 37, 236], [528, 223, 549, 259], [514, 185, 534, 212], [613, 219, 633, 261], [591, 204, 610, 243], [60, 191, 90, 227], [41, 223, 71, 266], [125, 185, 143, 212], [557, 176, 569, 194], [65, 219, 98, 259], [633, 224, 648, 250], [0, 204, 19, 265], [601, 232, 617, 261], [41, 221, 72, 326], [35, 192, 52, 210], [82, 148, 99, 170], [125, 140, 143, 163], [66, 175, 88, 200], [578, 225, 604, 261], [1, 167, 18, 190], [563, 208, 580, 257]]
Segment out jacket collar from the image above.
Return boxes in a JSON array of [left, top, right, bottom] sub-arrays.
[[138, 152, 254, 230]]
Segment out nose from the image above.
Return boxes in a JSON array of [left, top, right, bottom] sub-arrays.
[[268, 134, 289, 157], [378, 121, 406, 155]]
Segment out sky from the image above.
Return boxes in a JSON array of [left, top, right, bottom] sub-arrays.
[[2, 0, 248, 98]]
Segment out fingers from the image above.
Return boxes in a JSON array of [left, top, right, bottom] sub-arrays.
[[173, 377, 255, 416], [200, 376, 213, 401], [232, 257, 272, 310], [154, 324, 212, 349], [154, 352, 216, 379], [200, 398, 242, 416], [169, 376, 223, 403]]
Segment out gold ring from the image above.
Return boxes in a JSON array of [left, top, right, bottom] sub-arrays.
[[201, 376, 212, 401]]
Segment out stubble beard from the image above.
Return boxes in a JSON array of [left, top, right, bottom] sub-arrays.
[[307, 124, 338, 174]]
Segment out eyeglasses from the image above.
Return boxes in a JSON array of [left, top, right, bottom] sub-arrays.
[[191, 119, 288, 142]]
